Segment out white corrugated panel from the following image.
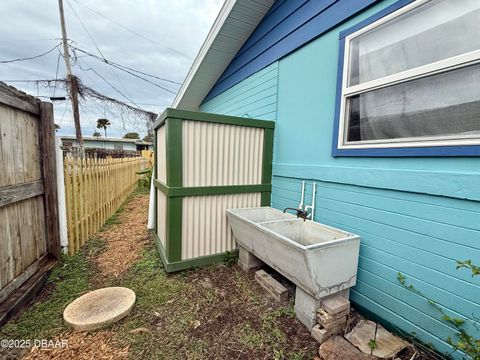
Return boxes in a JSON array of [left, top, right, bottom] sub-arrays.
[[156, 124, 167, 183], [156, 190, 167, 248], [182, 121, 264, 187], [181, 193, 261, 260]]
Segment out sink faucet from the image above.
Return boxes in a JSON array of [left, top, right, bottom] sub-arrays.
[[283, 181, 317, 221], [283, 207, 308, 221]]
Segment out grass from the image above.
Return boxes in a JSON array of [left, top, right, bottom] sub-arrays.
[[0, 243, 94, 340], [0, 187, 319, 360]]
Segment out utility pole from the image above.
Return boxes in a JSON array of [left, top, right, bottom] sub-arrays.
[[58, 0, 84, 157]]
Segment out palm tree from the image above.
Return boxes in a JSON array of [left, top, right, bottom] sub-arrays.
[[96, 118, 111, 138]]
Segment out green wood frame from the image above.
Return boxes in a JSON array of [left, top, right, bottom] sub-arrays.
[[153, 108, 275, 272]]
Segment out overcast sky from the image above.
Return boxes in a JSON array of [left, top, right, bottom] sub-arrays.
[[0, 0, 223, 138]]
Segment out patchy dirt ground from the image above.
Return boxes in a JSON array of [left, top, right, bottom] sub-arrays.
[[0, 188, 443, 360], [95, 195, 150, 279], [23, 331, 129, 360], [0, 189, 320, 359]]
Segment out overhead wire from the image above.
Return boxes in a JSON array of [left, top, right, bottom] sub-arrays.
[[59, 103, 70, 126], [71, 0, 193, 60], [53, 50, 62, 96], [65, 0, 138, 106], [0, 79, 64, 82], [69, 39, 182, 85], [72, 46, 178, 94], [0, 38, 61, 43], [0, 44, 61, 64], [74, 61, 133, 134], [74, 57, 143, 109], [70, 44, 181, 85]]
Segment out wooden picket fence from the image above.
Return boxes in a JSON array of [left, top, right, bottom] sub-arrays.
[[63, 156, 148, 255], [140, 150, 154, 166]]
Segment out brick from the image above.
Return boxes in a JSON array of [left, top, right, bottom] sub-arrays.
[[255, 270, 288, 302], [317, 307, 349, 324], [311, 324, 343, 344], [317, 315, 347, 330], [321, 295, 350, 315]]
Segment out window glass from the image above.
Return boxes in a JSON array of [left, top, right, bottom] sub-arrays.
[[346, 64, 480, 142], [348, 0, 480, 86]]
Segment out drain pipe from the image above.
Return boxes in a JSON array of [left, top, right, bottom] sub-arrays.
[[298, 181, 306, 210], [305, 183, 317, 220], [311, 183, 317, 220]]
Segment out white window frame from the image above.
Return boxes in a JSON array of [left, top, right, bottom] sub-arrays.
[[337, 0, 480, 150]]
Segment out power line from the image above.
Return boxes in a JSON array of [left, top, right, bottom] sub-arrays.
[[0, 44, 61, 64], [2, 77, 166, 108], [65, 0, 136, 106], [53, 50, 62, 96], [71, 45, 181, 85], [71, 0, 192, 60], [79, 82, 156, 116], [72, 46, 178, 94], [0, 38, 61, 43], [65, 0, 105, 61], [59, 103, 69, 125], [0, 79, 64, 82], [74, 57, 142, 109], [74, 57, 102, 89]]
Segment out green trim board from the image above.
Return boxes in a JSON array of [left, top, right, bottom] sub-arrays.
[[154, 180, 271, 197], [154, 108, 275, 130], [165, 196, 182, 262], [153, 130, 158, 233], [154, 233, 238, 273], [165, 118, 182, 187], [261, 127, 274, 206], [262, 128, 274, 184], [260, 192, 271, 206]]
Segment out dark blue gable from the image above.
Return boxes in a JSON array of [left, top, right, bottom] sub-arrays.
[[203, 0, 379, 102]]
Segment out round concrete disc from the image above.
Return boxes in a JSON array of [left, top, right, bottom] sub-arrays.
[[63, 287, 135, 331]]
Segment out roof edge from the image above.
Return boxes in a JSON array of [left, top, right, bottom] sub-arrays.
[[172, 0, 238, 109]]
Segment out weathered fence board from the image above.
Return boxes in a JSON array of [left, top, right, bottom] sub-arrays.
[[0, 180, 44, 207], [0, 84, 60, 325], [63, 156, 147, 255]]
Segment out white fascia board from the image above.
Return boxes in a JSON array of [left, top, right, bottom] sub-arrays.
[[172, 0, 237, 110], [172, 0, 274, 111]]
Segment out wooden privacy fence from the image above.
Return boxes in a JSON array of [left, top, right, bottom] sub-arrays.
[[0, 84, 60, 325], [63, 156, 148, 254]]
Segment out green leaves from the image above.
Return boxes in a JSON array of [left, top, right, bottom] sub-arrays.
[[456, 260, 480, 277], [442, 315, 465, 327], [397, 261, 480, 360], [368, 338, 378, 351]]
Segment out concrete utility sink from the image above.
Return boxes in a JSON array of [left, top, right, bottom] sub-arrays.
[[226, 206, 360, 329], [228, 207, 295, 223]]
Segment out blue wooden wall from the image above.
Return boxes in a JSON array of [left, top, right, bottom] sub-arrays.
[[205, 0, 377, 101], [201, 0, 480, 357], [200, 62, 278, 121]]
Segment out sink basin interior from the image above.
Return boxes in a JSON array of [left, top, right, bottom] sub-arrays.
[[260, 220, 350, 246], [228, 207, 294, 223]]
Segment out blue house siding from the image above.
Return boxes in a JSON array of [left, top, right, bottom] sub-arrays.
[[201, 62, 278, 121], [271, 177, 480, 356], [199, 0, 480, 356], [205, 0, 378, 101]]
